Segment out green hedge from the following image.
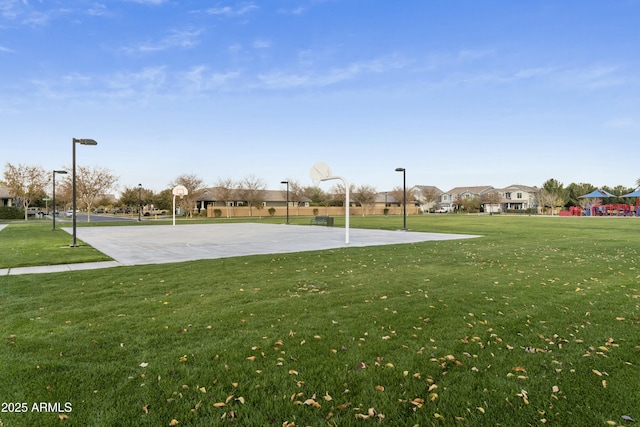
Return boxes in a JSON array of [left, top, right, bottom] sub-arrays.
[[0, 206, 24, 219]]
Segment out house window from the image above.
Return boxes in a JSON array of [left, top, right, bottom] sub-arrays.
[[517, 192, 523, 199], [505, 192, 511, 199]]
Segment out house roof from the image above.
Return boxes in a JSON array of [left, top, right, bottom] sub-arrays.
[[498, 184, 539, 193], [197, 187, 311, 203], [373, 192, 400, 203], [445, 186, 494, 196], [412, 185, 444, 195], [0, 184, 12, 199]]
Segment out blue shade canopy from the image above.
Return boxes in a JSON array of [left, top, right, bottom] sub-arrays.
[[578, 189, 616, 198], [620, 188, 640, 198]]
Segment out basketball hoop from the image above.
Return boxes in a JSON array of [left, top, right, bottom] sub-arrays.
[[172, 185, 188, 199], [172, 185, 189, 226], [309, 162, 350, 245]]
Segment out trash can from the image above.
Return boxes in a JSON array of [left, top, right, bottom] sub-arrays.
[[326, 217, 334, 226]]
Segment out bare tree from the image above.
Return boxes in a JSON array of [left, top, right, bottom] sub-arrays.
[[215, 178, 237, 218], [282, 179, 305, 215], [73, 165, 118, 222], [329, 182, 355, 207], [237, 175, 266, 216], [354, 184, 377, 216], [417, 186, 440, 213], [388, 186, 406, 213], [3, 163, 49, 220], [481, 190, 502, 214], [169, 174, 204, 217]]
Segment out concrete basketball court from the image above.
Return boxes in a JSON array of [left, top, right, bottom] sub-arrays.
[[0, 223, 479, 275], [64, 223, 479, 266]]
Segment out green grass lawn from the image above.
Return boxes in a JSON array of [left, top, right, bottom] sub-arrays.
[[0, 221, 112, 268], [0, 215, 638, 426]]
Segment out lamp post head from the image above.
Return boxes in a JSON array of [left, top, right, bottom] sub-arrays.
[[395, 167, 405, 172], [54, 170, 68, 174], [73, 138, 98, 146], [281, 181, 289, 185]]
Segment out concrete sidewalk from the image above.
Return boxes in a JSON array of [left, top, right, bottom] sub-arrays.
[[1, 223, 480, 275]]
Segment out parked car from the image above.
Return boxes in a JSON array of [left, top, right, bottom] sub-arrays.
[[65, 209, 74, 217]]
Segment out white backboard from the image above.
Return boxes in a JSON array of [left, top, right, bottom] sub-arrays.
[[172, 185, 188, 197], [310, 162, 332, 183]]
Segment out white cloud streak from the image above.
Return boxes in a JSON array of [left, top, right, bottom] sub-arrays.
[[123, 28, 202, 53], [258, 55, 408, 89], [204, 3, 258, 17]]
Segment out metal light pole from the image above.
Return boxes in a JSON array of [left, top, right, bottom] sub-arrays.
[[395, 167, 407, 230], [72, 138, 98, 247], [138, 183, 142, 222], [281, 180, 289, 224], [52, 170, 67, 231]]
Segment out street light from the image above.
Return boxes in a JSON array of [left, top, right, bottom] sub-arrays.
[[395, 167, 407, 230], [52, 170, 67, 231], [72, 138, 98, 247], [280, 181, 289, 224], [138, 183, 143, 222]]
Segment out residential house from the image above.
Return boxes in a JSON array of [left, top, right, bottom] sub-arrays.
[[411, 185, 444, 212], [440, 186, 494, 212], [0, 184, 14, 207], [497, 185, 539, 213], [196, 187, 311, 211], [373, 192, 401, 208]]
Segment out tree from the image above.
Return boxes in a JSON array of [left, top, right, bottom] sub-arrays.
[[566, 182, 594, 207], [303, 186, 327, 205], [215, 178, 237, 218], [542, 179, 567, 214], [168, 174, 204, 218], [353, 184, 377, 216], [329, 182, 355, 207], [604, 185, 633, 204], [72, 165, 118, 222], [237, 175, 266, 216], [388, 186, 406, 211], [119, 186, 154, 214], [481, 190, 502, 214], [418, 186, 440, 213], [282, 179, 305, 216], [3, 163, 49, 220]]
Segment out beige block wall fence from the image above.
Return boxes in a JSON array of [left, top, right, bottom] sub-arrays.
[[206, 205, 418, 218]]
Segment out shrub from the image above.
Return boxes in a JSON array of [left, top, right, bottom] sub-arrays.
[[213, 209, 222, 218], [0, 206, 23, 219], [268, 207, 276, 216]]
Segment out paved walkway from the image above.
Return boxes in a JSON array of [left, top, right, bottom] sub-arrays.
[[1, 223, 479, 275]]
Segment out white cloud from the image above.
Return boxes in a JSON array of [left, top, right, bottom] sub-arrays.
[[258, 55, 408, 89], [277, 6, 306, 15], [457, 49, 495, 61], [122, 0, 167, 4], [252, 38, 270, 49], [204, 3, 258, 17], [124, 28, 202, 53], [87, 4, 108, 16], [181, 66, 241, 91]]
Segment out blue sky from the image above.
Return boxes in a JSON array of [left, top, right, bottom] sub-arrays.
[[2, 0, 639, 194]]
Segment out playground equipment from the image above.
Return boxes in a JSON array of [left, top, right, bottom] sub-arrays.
[[566, 204, 640, 216]]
